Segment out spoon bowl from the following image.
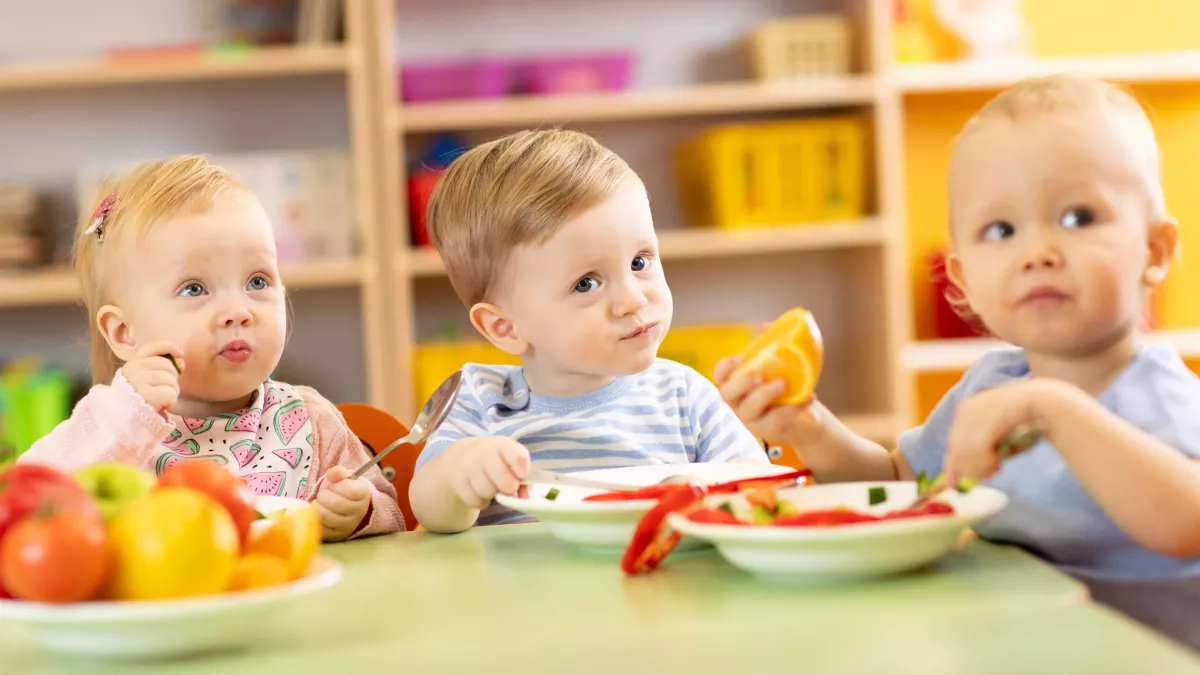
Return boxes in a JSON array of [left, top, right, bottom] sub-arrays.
[[350, 370, 463, 480]]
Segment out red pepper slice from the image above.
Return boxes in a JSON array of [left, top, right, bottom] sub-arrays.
[[620, 469, 812, 575], [620, 483, 704, 574], [686, 507, 747, 526], [582, 484, 677, 502]]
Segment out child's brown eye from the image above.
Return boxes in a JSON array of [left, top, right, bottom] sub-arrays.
[[1060, 208, 1095, 228], [982, 221, 1015, 241], [631, 255, 649, 272]]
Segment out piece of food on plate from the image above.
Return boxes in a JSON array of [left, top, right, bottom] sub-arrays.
[[684, 484, 955, 527]]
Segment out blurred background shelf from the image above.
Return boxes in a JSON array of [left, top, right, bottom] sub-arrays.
[[395, 77, 880, 131], [902, 330, 1200, 373], [404, 219, 888, 278], [0, 258, 368, 309], [0, 45, 352, 92], [895, 51, 1200, 94]]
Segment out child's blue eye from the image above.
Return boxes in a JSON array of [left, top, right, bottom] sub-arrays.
[[631, 255, 650, 272], [1060, 208, 1095, 228], [574, 277, 599, 294], [247, 275, 269, 291], [179, 282, 205, 297], [982, 221, 1015, 241]]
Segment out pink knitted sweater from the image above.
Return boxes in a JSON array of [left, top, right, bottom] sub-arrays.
[[18, 370, 404, 539]]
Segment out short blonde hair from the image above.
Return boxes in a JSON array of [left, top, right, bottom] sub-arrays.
[[425, 129, 632, 306], [945, 74, 1166, 329], [74, 155, 248, 386]]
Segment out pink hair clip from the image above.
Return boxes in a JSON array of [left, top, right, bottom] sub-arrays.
[[84, 193, 116, 242]]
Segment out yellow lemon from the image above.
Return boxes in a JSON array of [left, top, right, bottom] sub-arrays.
[[106, 487, 238, 601]]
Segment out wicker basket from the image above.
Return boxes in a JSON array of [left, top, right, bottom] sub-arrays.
[[0, 183, 44, 269], [746, 15, 854, 81]]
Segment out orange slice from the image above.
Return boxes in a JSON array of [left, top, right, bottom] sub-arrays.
[[243, 502, 321, 580], [731, 307, 824, 406], [228, 553, 290, 592]]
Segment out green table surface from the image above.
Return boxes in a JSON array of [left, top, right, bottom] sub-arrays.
[[5, 523, 1199, 674]]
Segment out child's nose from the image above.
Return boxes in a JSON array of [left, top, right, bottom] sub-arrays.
[[613, 285, 649, 317], [1021, 236, 1064, 271], [219, 302, 253, 327]]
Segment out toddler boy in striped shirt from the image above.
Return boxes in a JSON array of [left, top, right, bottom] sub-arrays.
[[408, 129, 770, 533]]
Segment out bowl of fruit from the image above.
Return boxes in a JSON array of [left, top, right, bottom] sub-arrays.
[[0, 461, 340, 660]]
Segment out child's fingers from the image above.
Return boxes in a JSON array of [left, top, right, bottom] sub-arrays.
[[712, 356, 741, 384], [323, 465, 352, 484], [317, 486, 364, 517], [328, 475, 371, 501], [735, 379, 787, 422], [717, 370, 760, 407], [467, 471, 498, 505], [484, 457, 520, 496], [498, 442, 531, 480], [315, 502, 355, 537]]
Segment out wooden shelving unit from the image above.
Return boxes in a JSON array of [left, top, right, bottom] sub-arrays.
[[0, 45, 351, 92], [7, 1, 1200, 432], [0, 4, 392, 409]]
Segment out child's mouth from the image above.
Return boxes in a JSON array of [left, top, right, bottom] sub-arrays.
[[623, 322, 659, 340], [220, 340, 252, 364]]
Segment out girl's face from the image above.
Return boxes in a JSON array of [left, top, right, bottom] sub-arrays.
[[103, 192, 287, 413]]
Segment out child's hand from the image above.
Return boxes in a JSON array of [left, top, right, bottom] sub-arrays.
[[714, 356, 826, 447], [315, 466, 373, 541], [122, 342, 184, 412], [945, 379, 1059, 484], [445, 437, 531, 509]]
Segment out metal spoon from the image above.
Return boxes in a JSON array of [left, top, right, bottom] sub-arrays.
[[520, 467, 696, 493], [350, 370, 463, 479]]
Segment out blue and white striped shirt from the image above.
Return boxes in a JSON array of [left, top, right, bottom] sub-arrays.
[[415, 359, 769, 525]]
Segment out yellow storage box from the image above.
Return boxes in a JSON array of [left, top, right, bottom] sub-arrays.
[[675, 116, 867, 228]]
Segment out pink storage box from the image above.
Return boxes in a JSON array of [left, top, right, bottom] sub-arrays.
[[400, 58, 510, 103], [516, 51, 634, 95]]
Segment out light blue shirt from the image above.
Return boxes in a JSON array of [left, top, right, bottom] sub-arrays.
[[900, 341, 1200, 650], [416, 359, 770, 526]]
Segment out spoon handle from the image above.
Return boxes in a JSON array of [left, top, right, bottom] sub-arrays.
[[350, 432, 415, 480]]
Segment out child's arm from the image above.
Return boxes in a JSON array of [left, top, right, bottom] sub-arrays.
[[946, 378, 1200, 558], [296, 387, 404, 540], [18, 370, 174, 473]]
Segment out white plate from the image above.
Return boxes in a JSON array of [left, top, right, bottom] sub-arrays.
[[0, 557, 342, 660], [668, 481, 1008, 583], [495, 462, 800, 552]]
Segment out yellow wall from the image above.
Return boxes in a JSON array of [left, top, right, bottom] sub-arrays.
[[904, 0, 1200, 413]]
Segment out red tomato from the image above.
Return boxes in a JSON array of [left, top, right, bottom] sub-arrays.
[[686, 508, 746, 526], [0, 507, 111, 603], [0, 464, 96, 544], [157, 461, 256, 550]]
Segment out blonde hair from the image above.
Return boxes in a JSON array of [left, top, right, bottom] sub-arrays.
[[74, 155, 248, 386], [944, 74, 1166, 329], [425, 129, 633, 307]]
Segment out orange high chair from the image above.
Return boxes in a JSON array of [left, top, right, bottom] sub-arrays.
[[336, 404, 425, 531]]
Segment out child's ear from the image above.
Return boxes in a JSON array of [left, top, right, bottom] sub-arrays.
[[944, 252, 975, 307], [1143, 217, 1179, 287], [97, 304, 137, 362], [469, 302, 528, 357]]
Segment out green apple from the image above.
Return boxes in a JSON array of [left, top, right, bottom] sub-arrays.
[[74, 462, 156, 522]]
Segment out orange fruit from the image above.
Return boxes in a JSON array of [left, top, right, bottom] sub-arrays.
[[732, 307, 824, 406], [228, 553, 290, 592], [244, 502, 320, 580], [105, 487, 239, 601]]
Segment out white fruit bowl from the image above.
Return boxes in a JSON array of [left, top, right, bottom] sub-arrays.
[[0, 557, 341, 661], [494, 462, 799, 553], [668, 481, 1008, 584]]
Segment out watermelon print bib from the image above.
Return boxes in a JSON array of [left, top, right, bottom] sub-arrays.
[[152, 380, 317, 500]]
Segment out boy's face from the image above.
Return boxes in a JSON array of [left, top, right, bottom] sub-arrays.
[[946, 106, 1173, 356], [484, 176, 672, 393]]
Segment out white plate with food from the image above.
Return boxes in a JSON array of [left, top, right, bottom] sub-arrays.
[[667, 481, 1007, 583], [495, 462, 801, 552]]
